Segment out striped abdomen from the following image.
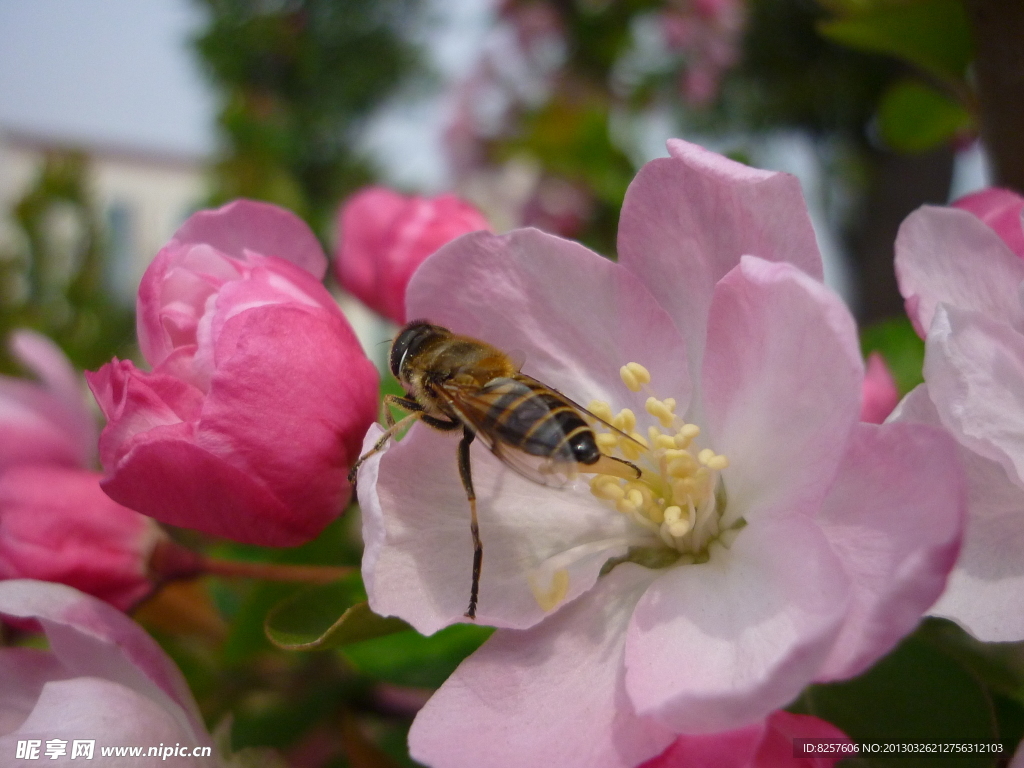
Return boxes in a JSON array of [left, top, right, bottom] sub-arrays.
[[473, 377, 602, 464]]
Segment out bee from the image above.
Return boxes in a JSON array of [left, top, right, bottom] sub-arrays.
[[349, 321, 642, 620]]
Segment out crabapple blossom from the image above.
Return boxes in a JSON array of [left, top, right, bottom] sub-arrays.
[[0, 580, 215, 765], [0, 330, 96, 473], [88, 200, 378, 547], [356, 139, 965, 767], [638, 710, 850, 768], [335, 187, 490, 324], [860, 352, 899, 424], [0, 331, 160, 610], [893, 189, 1024, 640]]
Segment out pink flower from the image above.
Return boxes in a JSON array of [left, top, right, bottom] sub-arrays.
[[660, 0, 746, 107], [639, 710, 850, 768], [893, 192, 1024, 640], [0, 467, 160, 612], [335, 188, 490, 324], [0, 330, 96, 473], [0, 331, 160, 610], [0, 580, 215, 763], [860, 352, 899, 424], [951, 187, 1024, 259], [88, 200, 379, 547], [357, 140, 965, 766]]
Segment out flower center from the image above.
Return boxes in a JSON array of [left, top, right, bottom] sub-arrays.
[[587, 362, 738, 562]]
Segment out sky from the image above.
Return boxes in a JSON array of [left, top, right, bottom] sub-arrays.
[[0, 0, 216, 158]]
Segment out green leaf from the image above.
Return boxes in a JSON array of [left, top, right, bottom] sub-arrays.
[[796, 631, 1001, 767], [860, 316, 924, 396], [264, 577, 411, 651], [818, 0, 973, 83], [342, 623, 493, 689], [878, 79, 973, 153]]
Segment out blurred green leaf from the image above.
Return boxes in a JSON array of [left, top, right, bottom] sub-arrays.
[[878, 80, 973, 153], [265, 577, 411, 651], [818, 0, 973, 83], [342, 623, 493, 689], [860, 316, 924, 396], [797, 631, 1000, 767]]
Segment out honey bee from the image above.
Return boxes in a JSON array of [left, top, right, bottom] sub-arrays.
[[349, 321, 642, 620]]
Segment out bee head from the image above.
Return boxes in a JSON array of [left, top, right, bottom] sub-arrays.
[[390, 320, 449, 380]]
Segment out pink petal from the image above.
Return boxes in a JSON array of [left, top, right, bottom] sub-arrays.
[[0, 467, 159, 611], [701, 256, 862, 524], [0, 580, 206, 742], [640, 711, 850, 768], [172, 199, 327, 278], [816, 422, 965, 680], [952, 187, 1024, 259], [0, 678, 210, 763], [624, 515, 849, 733], [924, 305, 1024, 487], [618, 138, 823, 375], [891, 386, 1024, 640], [408, 564, 676, 768], [860, 352, 899, 424], [360, 424, 640, 634], [0, 648, 65, 736], [8, 330, 86, 424], [894, 206, 1024, 337], [336, 187, 490, 323], [406, 228, 691, 417]]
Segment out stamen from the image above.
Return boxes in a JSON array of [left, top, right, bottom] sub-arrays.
[[529, 569, 570, 612], [619, 362, 651, 392]]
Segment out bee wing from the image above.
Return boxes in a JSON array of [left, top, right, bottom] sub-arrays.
[[514, 374, 647, 451], [433, 379, 581, 488]]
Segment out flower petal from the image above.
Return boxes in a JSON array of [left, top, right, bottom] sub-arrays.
[[624, 515, 849, 733], [360, 424, 640, 634], [891, 385, 1024, 641], [816, 422, 965, 680], [951, 187, 1024, 260], [0, 580, 206, 744], [172, 198, 327, 278], [701, 256, 862, 523], [0, 648, 65, 736], [925, 305, 1024, 488], [0, 678, 210, 764], [618, 138, 822, 374], [406, 227, 691, 416], [894, 206, 1024, 336], [408, 563, 676, 768]]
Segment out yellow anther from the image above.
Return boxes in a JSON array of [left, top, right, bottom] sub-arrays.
[[646, 504, 665, 524], [698, 448, 716, 466], [590, 475, 625, 500], [666, 457, 697, 477], [596, 432, 619, 451], [626, 489, 644, 508], [706, 454, 730, 471], [588, 400, 614, 422], [616, 497, 639, 515], [664, 398, 676, 410], [664, 505, 683, 524], [654, 433, 677, 450], [629, 431, 648, 448], [619, 362, 651, 392], [669, 520, 692, 537], [612, 408, 637, 433], [530, 569, 570, 612], [645, 397, 676, 428]]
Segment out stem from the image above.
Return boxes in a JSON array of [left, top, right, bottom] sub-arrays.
[[200, 557, 355, 584]]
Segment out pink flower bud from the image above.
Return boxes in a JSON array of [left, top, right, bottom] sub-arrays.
[[335, 187, 490, 323], [860, 352, 900, 424], [0, 466, 160, 611], [951, 187, 1024, 259], [88, 200, 379, 547], [0, 580, 215, 762], [0, 330, 97, 473]]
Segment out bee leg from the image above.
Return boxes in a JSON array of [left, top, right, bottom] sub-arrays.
[[457, 427, 482, 620], [347, 411, 422, 484], [381, 394, 422, 428]]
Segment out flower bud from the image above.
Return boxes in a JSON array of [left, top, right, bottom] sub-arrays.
[[335, 187, 490, 323], [88, 200, 379, 546]]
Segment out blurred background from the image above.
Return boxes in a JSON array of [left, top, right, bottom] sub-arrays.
[[0, 0, 1016, 764]]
